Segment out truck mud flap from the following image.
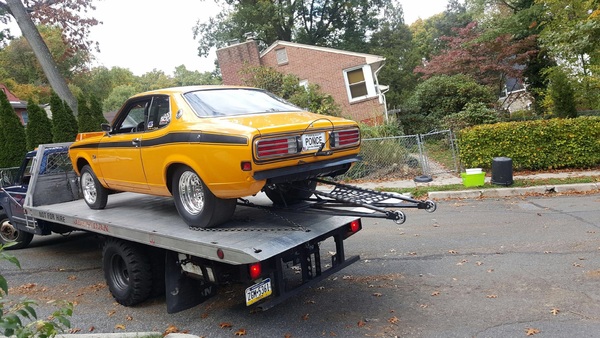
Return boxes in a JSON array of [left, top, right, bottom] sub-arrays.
[[165, 250, 217, 314]]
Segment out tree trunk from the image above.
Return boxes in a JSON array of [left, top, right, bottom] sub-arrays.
[[4, 0, 78, 115]]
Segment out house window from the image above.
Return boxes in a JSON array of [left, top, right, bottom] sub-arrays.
[[343, 65, 376, 102], [21, 111, 28, 125], [276, 48, 288, 65]]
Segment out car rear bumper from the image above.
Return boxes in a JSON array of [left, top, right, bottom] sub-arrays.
[[253, 155, 359, 184]]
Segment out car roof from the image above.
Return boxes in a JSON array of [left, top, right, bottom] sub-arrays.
[[131, 85, 257, 98]]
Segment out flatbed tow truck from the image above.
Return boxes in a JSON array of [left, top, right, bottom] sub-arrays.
[[0, 143, 436, 313]]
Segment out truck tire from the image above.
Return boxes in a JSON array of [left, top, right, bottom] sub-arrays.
[[172, 166, 236, 228], [102, 238, 152, 306], [264, 179, 317, 206], [80, 165, 108, 209], [0, 215, 34, 250]]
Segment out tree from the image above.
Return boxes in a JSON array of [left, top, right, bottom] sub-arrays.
[[77, 93, 95, 132], [369, 1, 419, 108], [90, 94, 107, 127], [50, 92, 78, 142], [193, 0, 387, 56], [467, 0, 555, 113], [0, 90, 27, 167], [173, 65, 221, 86], [414, 22, 538, 94], [0, 0, 100, 114], [103, 85, 137, 113], [25, 98, 53, 150], [137, 69, 177, 92], [542, 67, 577, 118], [536, 0, 600, 109], [0, 25, 90, 85], [240, 65, 341, 116]]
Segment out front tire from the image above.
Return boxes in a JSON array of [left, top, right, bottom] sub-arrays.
[[80, 165, 108, 209], [264, 179, 317, 206], [0, 215, 33, 250], [102, 238, 152, 306], [172, 166, 236, 228]]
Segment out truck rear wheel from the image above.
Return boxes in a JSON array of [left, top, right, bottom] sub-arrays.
[[172, 166, 236, 228], [102, 238, 152, 306], [80, 165, 108, 209], [264, 179, 317, 206], [0, 216, 33, 250]]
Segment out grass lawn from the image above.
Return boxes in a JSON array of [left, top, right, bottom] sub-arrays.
[[380, 175, 600, 199]]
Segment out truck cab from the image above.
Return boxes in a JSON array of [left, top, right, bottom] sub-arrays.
[[0, 144, 77, 249]]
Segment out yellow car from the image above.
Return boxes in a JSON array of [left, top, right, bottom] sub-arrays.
[[69, 86, 361, 228]]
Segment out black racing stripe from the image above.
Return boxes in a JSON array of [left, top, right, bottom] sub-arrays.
[[70, 132, 248, 149]]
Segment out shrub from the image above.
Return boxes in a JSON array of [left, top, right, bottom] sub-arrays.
[[458, 116, 600, 170], [442, 102, 499, 131]]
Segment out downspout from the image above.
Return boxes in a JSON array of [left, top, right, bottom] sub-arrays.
[[373, 61, 389, 122]]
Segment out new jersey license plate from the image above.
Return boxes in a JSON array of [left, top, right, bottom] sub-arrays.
[[302, 132, 326, 151], [245, 278, 272, 306]]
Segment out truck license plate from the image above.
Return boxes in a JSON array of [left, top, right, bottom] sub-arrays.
[[245, 278, 272, 306], [302, 132, 325, 151]]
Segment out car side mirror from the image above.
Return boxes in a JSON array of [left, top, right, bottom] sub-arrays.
[[101, 123, 112, 134]]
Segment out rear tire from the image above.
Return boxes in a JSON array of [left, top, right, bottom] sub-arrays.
[[172, 166, 236, 228], [0, 215, 33, 250], [264, 179, 317, 206], [80, 165, 108, 209], [102, 238, 152, 306]]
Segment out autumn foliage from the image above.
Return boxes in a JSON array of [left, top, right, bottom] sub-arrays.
[[415, 22, 538, 92]]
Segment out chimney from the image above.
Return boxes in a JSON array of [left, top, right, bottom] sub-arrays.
[[216, 38, 261, 86]]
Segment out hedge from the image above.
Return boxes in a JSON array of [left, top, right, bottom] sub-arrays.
[[458, 117, 600, 170]]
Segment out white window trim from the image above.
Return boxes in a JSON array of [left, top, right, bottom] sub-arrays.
[[343, 65, 376, 103]]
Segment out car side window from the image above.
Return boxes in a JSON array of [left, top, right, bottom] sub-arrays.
[[146, 96, 170, 131], [112, 99, 151, 134]]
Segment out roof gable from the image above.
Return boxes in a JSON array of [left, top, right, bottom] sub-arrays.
[[261, 41, 385, 64], [0, 83, 21, 102]]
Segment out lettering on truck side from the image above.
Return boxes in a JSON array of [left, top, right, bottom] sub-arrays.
[[38, 211, 66, 223], [73, 219, 110, 233]]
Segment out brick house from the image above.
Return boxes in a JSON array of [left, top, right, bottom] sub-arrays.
[[216, 39, 388, 123], [0, 84, 28, 125]]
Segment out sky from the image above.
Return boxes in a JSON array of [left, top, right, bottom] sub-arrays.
[[7, 0, 451, 76]]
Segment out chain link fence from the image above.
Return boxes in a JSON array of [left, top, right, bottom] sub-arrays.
[[339, 130, 458, 181]]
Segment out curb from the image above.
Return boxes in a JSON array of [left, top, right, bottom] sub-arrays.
[[428, 183, 599, 200]]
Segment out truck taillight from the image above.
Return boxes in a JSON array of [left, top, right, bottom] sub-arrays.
[[347, 219, 362, 236], [255, 137, 298, 159], [249, 263, 262, 280], [330, 128, 360, 148]]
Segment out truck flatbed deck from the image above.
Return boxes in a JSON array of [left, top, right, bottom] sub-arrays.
[[27, 192, 359, 265]]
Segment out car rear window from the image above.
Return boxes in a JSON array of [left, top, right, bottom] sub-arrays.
[[183, 89, 303, 117]]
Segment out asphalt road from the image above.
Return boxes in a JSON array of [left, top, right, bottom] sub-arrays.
[[2, 193, 600, 337]]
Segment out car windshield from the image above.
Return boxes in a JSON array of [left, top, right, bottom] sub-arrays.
[[183, 88, 303, 117]]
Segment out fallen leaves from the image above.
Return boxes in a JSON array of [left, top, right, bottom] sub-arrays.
[[372, 292, 383, 297], [219, 322, 233, 329], [234, 328, 247, 336], [301, 313, 310, 321], [486, 294, 498, 299], [357, 320, 366, 327], [525, 327, 540, 336], [551, 308, 560, 315], [114, 324, 126, 330], [388, 316, 399, 325], [431, 291, 440, 296]]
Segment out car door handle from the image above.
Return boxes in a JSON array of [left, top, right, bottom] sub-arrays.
[[132, 138, 141, 147]]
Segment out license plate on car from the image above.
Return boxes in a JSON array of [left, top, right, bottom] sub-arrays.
[[302, 132, 326, 151], [245, 278, 272, 306]]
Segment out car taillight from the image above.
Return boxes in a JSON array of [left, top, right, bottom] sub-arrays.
[[256, 137, 298, 159], [330, 128, 360, 148]]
